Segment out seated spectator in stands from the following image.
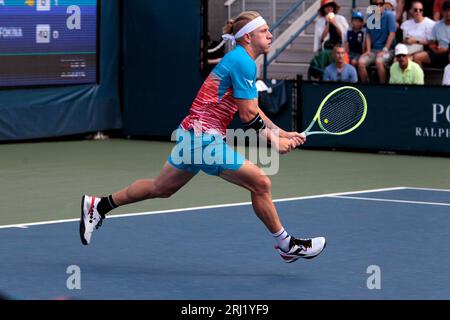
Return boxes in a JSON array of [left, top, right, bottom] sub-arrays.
[[309, 0, 349, 79], [358, 0, 397, 83], [345, 11, 366, 67], [442, 49, 450, 84], [324, 44, 358, 82], [413, 1, 450, 68], [314, 0, 349, 52], [389, 43, 425, 83], [397, 0, 435, 22], [401, 1, 435, 55]]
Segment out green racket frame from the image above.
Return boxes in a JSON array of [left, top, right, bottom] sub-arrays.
[[302, 86, 368, 136]]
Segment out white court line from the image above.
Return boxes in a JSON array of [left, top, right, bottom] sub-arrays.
[[402, 187, 450, 193], [330, 195, 450, 207], [0, 186, 406, 230]]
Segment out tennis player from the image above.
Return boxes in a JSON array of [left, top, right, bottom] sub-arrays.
[[80, 11, 326, 263]]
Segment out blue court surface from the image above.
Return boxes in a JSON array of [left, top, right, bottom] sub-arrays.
[[1, 187, 450, 300]]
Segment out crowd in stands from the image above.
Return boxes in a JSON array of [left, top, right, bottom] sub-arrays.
[[309, 0, 450, 85]]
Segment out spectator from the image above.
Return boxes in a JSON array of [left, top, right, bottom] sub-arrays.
[[309, 0, 349, 79], [442, 48, 450, 84], [401, 0, 436, 54], [313, 0, 349, 52], [345, 11, 366, 67], [389, 43, 425, 83], [323, 44, 358, 82], [397, 0, 435, 22], [358, 0, 397, 83], [413, 0, 450, 68]]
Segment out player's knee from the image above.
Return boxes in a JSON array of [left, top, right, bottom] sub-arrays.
[[254, 176, 271, 194]]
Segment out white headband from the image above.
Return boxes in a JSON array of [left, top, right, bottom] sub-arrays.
[[222, 16, 267, 45]]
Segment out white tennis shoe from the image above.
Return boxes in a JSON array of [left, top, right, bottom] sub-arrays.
[[79, 195, 104, 245], [275, 236, 326, 263]]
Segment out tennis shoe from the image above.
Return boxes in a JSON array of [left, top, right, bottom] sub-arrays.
[[79, 195, 105, 245], [276, 236, 326, 263]]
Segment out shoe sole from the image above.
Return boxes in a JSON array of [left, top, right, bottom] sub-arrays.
[[79, 195, 88, 246]]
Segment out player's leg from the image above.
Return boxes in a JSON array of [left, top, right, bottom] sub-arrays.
[[220, 161, 281, 233], [80, 162, 196, 245], [111, 161, 196, 206], [219, 161, 326, 263]]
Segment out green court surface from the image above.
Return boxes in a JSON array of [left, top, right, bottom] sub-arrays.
[[1, 139, 449, 226]]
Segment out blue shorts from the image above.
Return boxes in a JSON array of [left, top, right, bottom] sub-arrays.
[[168, 127, 245, 176]]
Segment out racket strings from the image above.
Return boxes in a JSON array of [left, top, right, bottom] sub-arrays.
[[323, 92, 364, 131], [319, 90, 365, 133], [322, 101, 362, 131]]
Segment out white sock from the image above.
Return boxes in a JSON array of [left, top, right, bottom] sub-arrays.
[[273, 228, 291, 252]]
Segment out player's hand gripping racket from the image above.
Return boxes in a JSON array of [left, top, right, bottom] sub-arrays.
[[302, 86, 367, 136]]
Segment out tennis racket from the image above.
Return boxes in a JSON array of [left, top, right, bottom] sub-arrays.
[[302, 86, 367, 136]]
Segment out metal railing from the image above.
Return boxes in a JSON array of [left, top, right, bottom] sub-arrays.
[[224, 0, 245, 21], [224, 0, 281, 26], [224, 0, 319, 80], [263, 0, 318, 80], [225, 0, 358, 80], [269, 0, 306, 32]]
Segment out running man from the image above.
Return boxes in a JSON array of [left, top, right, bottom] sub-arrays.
[[80, 11, 326, 263]]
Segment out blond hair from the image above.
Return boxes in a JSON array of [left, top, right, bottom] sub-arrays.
[[222, 11, 261, 36]]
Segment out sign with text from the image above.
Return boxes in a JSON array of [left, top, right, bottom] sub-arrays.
[[300, 83, 450, 154], [0, 0, 98, 87]]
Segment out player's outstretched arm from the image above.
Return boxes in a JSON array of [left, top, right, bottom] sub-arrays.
[[257, 107, 306, 146], [235, 98, 299, 154]]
